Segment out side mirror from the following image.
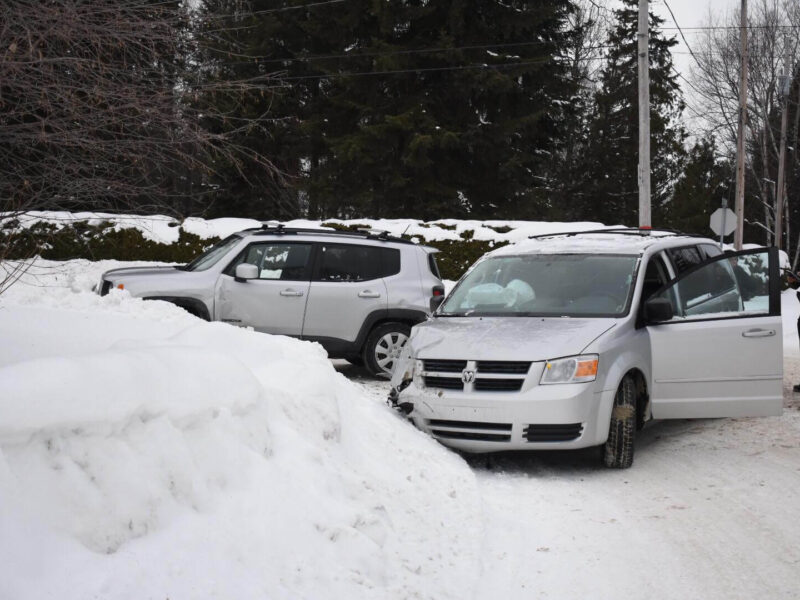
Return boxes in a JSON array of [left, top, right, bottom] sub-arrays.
[[644, 297, 674, 323], [234, 263, 259, 282]]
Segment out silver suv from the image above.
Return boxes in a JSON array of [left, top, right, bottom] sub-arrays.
[[98, 225, 444, 376], [390, 229, 783, 467]]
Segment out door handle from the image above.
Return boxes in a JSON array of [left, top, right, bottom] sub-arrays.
[[280, 289, 304, 297], [358, 290, 381, 298], [742, 329, 775, 338]]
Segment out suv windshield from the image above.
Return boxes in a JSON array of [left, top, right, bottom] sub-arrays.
[[439, 253, 639, 317], [182, 235, 242, 272]]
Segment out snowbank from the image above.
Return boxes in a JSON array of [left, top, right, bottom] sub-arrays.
[[0, 261, 481, 599]]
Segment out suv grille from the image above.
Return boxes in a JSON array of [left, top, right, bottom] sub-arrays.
[[423, 359, 466, 373], [477, 361, 531, 375], [428, 419, 512, 442], [524, 423, 584, 442], [100, 280, 112, 296]]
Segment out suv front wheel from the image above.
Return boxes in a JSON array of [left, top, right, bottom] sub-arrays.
[[362, 322, 411, 378]]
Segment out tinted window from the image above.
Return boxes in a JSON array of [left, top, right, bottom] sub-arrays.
[[667, 246, 703, 274], [225, 243, 313, 281], [428, 253, 441, 279], [316, 244, 398, 282]]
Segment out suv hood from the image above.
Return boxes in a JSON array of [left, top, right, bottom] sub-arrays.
[[103, 266, 182, 280], [409, 316, 617, 362]]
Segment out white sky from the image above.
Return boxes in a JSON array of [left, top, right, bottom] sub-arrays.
[[612, 0, 741, 132]]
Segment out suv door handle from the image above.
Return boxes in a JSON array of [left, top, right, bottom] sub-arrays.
[[742, 328, 776, 338], [280, 289, 304, 297], [358, 290, 381, 298]]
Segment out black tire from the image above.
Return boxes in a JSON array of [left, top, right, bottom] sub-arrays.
[[345, 356, 364, 367], [362, 322, 411, 377], [602, 375, 637, 469]]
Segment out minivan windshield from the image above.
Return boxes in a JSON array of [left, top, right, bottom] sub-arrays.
[[439, 253, 639, 317], [182, 234, 242, 272]]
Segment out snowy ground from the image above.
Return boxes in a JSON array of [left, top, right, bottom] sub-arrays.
[[2, 258, 800, 599]]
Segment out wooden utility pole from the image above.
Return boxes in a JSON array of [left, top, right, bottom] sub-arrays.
[[775, 39, 791, 249], [637, 0, 651, 228], [733, 0, 749, 249]]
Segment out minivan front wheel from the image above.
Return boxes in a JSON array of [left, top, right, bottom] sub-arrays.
[[602, 375, 637, 469], [363, 322, 411, 378]]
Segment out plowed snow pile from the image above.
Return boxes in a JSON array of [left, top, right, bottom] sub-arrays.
[[0, 260, 481, 599]]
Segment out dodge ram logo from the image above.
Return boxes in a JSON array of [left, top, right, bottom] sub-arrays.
[[461, 370, 475, 384]]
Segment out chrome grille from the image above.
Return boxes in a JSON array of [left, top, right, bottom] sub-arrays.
[[474, 378, 524, 392], [423, 359, 467, 373], [477, 361, 531, 375], [423, 376, 463, 391]]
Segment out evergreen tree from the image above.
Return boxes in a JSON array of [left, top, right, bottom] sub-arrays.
[[196, 0, 576, 220], [665, 137, 733, 235], [578, 0, 686, 226]]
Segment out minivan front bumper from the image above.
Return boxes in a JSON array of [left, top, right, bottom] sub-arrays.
[[402, 378, 616, 453]]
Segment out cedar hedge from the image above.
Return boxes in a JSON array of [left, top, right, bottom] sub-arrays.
[[2, 219, 507, 280]]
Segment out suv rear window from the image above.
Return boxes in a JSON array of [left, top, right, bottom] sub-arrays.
[[428, 253, 441, 279], [315, 244, 400, 282]]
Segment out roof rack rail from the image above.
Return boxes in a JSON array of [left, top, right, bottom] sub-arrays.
[[527, 227, 690, 240], [239, 224, 415, 245]]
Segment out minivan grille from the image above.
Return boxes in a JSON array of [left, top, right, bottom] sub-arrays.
[[477, 361, 531, 375], [474, 378, 524, 392], [428, 419, 512, 442], [423, 359, 467, 373], [423, 376, 463, 391], [524, 423, 584, 443]]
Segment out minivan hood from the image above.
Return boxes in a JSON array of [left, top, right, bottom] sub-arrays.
[[410, 316, 617, 362], [103, 265, 181, 279]]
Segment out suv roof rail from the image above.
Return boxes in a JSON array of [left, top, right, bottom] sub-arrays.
[[240, 224, 416, 245], [527, 227, 693, 240]]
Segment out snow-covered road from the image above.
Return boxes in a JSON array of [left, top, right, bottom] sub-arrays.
[[2, 258, 799, 599], [344, 362, 800, 599]]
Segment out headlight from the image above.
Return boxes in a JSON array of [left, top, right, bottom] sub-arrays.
[[540, 354, 598, 385]]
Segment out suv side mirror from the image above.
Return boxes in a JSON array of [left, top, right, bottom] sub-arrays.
[[234, 263, 259, 282], [644, 297, 674, 323]]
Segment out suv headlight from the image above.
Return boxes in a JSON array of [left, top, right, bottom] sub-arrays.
[[540, 354, 598, 385]]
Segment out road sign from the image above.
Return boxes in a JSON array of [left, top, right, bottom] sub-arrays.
[[710, 208, 736, 236]]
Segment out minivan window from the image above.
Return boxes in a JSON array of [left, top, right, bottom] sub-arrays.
[[439, 254, 639, 317]]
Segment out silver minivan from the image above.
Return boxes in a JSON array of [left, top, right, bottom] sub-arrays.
[[390, 229, 783, 467], [98, 225, 444, 376]]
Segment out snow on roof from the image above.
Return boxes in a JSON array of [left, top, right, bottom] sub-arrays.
[[488, 230, 712, 257]]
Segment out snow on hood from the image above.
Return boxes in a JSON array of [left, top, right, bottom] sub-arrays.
[[0, 259, 482, 600], [409, 316, 617, 362]]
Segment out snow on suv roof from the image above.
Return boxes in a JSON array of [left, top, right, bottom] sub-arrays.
[[489, 228, 710, 257]]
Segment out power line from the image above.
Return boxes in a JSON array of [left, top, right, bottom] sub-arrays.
[[212, 43, 616, 66], [277, 56, 606, 82]]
